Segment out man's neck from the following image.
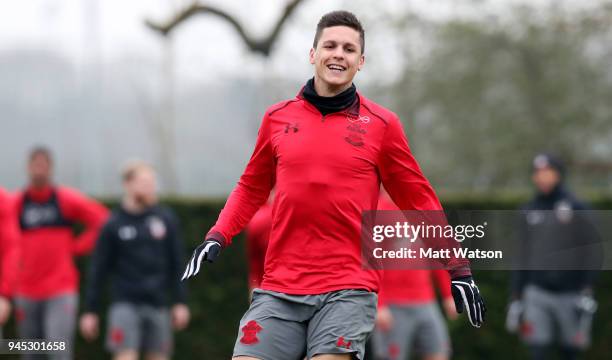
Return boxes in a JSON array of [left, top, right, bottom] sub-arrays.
[[122, 197, 147, 214], [29, 180, 50, 190], [26, 182, 52, 201], [313, 77, 352, 97]]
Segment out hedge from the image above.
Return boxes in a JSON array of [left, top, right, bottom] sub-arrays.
[[3, 196, 611, 359]]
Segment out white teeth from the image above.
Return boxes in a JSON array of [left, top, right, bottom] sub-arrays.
[[327, 65, 345, 71]]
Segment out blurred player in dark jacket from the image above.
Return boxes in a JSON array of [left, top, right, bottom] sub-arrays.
[[80, 161, 189, 360], [510, 153, 600, 360]]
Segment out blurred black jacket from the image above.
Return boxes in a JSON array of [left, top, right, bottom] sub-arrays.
[[84, 205, 187, 312], [512, 185, 600, 295]]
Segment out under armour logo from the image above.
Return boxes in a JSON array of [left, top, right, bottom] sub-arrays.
[[337, 336, 352, 349], [285, 123, 299, 133]]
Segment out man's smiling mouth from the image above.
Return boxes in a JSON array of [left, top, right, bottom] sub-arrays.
[[327, 64, 346, 72]]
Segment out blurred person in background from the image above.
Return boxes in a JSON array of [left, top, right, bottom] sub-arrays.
[[245, 195, 272, 293], [80, 161, 189, 360], [509, 153, 599, 360], [14, 146, 108, 359], [371, 193, 456, 360], [182, 10, 484, 360], [0, 187, 20, 338]]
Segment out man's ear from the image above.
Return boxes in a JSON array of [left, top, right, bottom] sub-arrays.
[[309, 48, 316, 65], [358, 54, 365, 71]]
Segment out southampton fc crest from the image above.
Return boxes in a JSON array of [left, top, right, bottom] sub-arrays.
[[147, 216, 167, 240]]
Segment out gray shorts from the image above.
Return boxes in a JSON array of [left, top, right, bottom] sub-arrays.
[[372, 302, 451, 360], [233, 288, 378, 360], [106, 302, 172, 355], [521, 285, 594, 349], [15, 293, 78, 360]]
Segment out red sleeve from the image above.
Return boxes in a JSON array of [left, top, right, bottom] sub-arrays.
[[58, 188, 109, 256], [208, 115, 275, 246], [0, 192, 20, 298], [431, 269, 452, 299], [378, 116, 471, 279], [379, 116, 442, 211]]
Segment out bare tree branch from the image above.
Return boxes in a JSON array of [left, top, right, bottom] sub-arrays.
[[145, 0, 306, 56]]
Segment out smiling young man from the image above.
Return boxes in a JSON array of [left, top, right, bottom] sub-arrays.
[[182, 11, 485, 360]]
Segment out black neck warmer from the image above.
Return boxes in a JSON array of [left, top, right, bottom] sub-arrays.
[[536, 183, 566, 206], [302, 78, 357, 116]]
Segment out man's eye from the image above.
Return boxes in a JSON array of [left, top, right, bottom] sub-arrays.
[[346, 48, 355, 53], [324, 45, 334, 49]]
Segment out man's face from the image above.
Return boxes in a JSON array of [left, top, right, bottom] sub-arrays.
[[310, 26, 364, 93], [28, 154, 51, 187], [532, 167, 561, 194], [124, 169, 158, 207]]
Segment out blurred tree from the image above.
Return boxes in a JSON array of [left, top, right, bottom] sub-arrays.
[[144, 0, 307, 193], [392, 3, 612, 190], [145, 0, 307, 56]]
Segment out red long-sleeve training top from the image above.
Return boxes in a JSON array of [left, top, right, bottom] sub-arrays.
[[245, 202, 272, 289], [0, 188, 20, 298], [15, 185, 108, 299], [208, 90, 471, 295], [377, 194, 452, 306]]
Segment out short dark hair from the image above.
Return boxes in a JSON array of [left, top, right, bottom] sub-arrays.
[[313, 10, 365, 53], [29, 146, 52, 164], [532, 153, 565, 177], [121, 159, 154, 183]]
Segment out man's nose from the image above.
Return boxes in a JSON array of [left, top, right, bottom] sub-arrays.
[[332, 47, 345, 59]]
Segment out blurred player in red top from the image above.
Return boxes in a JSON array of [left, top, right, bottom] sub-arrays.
[[245, 200, 272, 291], [14, 147, 108, 359], [0, 187, 20, 338], [373, 193, 457, 360]]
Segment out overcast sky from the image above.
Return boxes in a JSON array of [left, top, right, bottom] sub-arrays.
[[0, 0, 600, 195], [0, 0, 592, 87]]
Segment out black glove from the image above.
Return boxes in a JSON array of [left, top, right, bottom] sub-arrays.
[[181, 240, 222, 281], [451, 276, 486, 328]]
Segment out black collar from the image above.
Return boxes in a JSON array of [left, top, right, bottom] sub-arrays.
[[301, 78, 357, 116], [535, 184, 567, 204]]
